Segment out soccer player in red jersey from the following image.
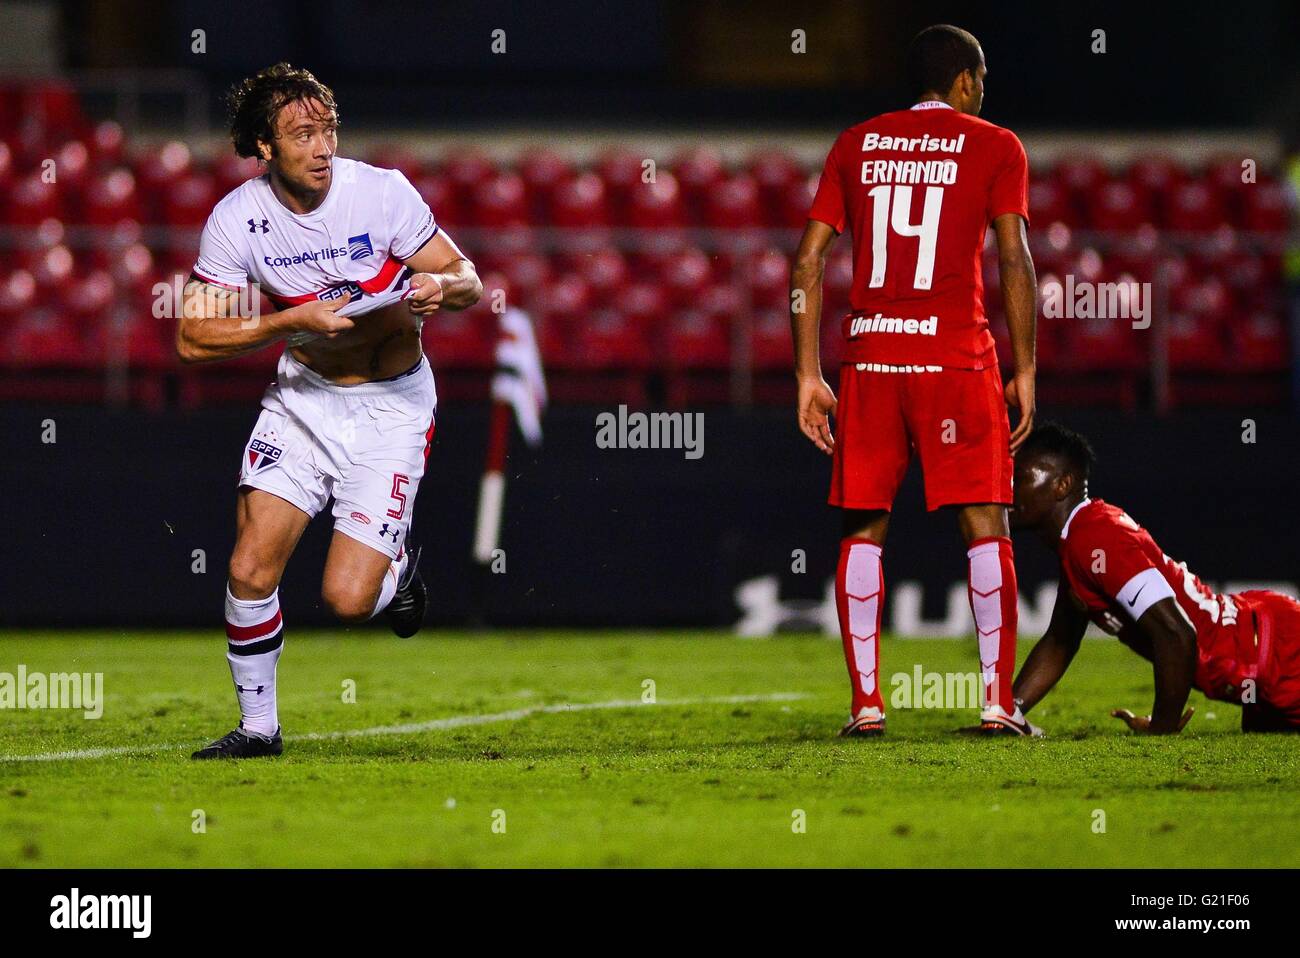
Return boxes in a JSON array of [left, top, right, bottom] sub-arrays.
[[1011, 423, 1300, 734], [791, 25, 1039, 735]]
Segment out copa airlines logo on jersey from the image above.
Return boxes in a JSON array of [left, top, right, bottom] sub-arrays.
[[0, 665, 103, 718], [1043, 273, 1152, 329], [263, 233, 373, 269], [50, 888, 151, 939]]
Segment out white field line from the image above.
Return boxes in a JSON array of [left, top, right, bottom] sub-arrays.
[[0, 692, 808, 764]]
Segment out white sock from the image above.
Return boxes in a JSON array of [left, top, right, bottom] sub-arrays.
[[368, 549, 408, 619], [224, 585, 284, 736]]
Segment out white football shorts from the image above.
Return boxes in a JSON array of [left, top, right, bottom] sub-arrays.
[[237, 349, 437, 559]]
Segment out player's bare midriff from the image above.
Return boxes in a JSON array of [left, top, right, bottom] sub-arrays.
[[289, 299, 423, 384]]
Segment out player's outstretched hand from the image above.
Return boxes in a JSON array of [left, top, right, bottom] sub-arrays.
[[407, 273, 445, 315], [1005, 365, 1036, 453], [1110, 707, 1195, 734], [797, 377, 837, 455], [294, 293, 354, 338]]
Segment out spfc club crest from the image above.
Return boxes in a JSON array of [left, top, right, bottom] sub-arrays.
[[247, 437, 283, 471]]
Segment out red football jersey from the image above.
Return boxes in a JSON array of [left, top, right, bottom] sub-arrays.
[[808, 101, 1029, 368], [1058, 498, 1258, 702]]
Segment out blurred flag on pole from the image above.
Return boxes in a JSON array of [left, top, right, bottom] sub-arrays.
[[473, 307, 547, 567]]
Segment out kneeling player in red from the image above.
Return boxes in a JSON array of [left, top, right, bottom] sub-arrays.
[[1011, 424, 1300, 734]]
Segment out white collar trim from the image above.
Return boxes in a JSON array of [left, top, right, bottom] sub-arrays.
[[1060, 497, 1092, 540], [911, 100, 954, 110]]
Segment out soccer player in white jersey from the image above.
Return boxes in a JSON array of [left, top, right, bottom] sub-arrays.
[[178, 64, 482, 759]]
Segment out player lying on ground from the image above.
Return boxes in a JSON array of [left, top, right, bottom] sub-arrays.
[[791, 25, 1039, 736], [1010, 423, 1300, 734], [177, 63, 482, 759]]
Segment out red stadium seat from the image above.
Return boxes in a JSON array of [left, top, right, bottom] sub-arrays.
[[597, 147, 648, 220], [135, 141, 194, 221], [366, 144, 424, 179], [550, 171, 611, 227], [30, 244, 76, 301], [570, 308, 653, 370], [84, 168, 144, 227], [410, 172, 462, 230], [441, 148, 496, 195], [469, 171, 532, 254], [751, 306, 791, 371], [1056, 316, 1148, 373], [4, 312, 85, 368], [90, 120, 126, 170], [1240, 179, 1292, 233], [748, 247, 788, 309], [0, 270, 38, 332], [626, 170, 685, 229], [212, 152, 263, 197], [422, 305, 495, 370], [673, 147, 726, 221], [1084, 180, 1154, 231], [470, 170, 528, 227], [1127, 155, 1185, 200], [58, 267, 116, 322], [778, 173, 817, 229], [748, 149, 804, 227], [1231, 310, 1289, 371], [530, 273, 593, 369], [23, 80, 86, 142], [613, 280, 670, 331], [824, 248, 853, 306], [518, 148, 574, 220], [162, 172, 218, 228], [53, 139, 92, 215], [702, 173, 763, 231], [660, 246, 714, 307], [665, 308, 730, 369], [1165, 180, 1227, 232], [7, 172, 65, 226], [1167, 312, 1228, 371], [572, 248, 628, 303], [1053, 157, 1108, 206], [494, 250, 552, 311], [1028, 177, 1077, 228], [549, 171, 612, 262], [1106, 225, 1161, 282]]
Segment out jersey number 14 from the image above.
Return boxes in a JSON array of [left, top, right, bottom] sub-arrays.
[[867, 184, 944, 291]]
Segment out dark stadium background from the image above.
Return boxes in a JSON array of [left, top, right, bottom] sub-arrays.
[[1, 0, 1297, 629]]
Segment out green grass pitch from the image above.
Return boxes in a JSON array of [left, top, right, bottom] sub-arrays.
[[2, 631, 1298, 868]]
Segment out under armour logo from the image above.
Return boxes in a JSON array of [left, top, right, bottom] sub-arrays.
[[379, 523, 401, 542], [236, 684, 266, 695], [247, 218, 270, 233]]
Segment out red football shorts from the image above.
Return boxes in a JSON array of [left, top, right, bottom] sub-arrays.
[[829, 363, 1013, 512], [1241, 590, 1300, 729]]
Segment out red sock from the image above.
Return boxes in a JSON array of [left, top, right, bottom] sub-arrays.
[[836, 537, 885, 715], [967, 536, 1018, 713]]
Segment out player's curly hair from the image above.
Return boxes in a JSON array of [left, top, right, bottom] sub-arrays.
[[224, 62, 339, 160], [905, 24, 983, 99], [1021, 422, 1096, 484]]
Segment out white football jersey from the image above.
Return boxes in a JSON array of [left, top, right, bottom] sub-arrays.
[[193, 156, 439, 336]]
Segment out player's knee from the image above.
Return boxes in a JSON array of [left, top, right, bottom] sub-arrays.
[[227, 555, 279, 600], [321, 581, 375, 623]]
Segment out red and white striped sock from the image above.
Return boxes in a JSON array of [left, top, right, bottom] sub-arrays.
[[967, 537, 1018, 713], [836, 537, 886, 716], [224, 585, 284, 736], [367, 548, 408, 619]]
